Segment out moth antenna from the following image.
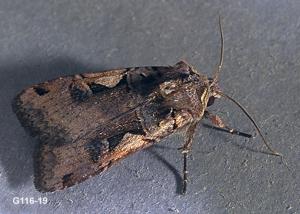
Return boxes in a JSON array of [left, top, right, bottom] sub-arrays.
[[212, 16, 224, 85], [216, 91, 282, 157]]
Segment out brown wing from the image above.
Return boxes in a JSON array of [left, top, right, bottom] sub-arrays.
[[13, 62, 193, 192]]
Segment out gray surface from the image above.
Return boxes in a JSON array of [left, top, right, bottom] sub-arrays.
[[0, 1, 299, 213]]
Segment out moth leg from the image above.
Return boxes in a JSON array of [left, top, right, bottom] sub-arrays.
[[204, 111, 252, 138], [178, 121, 198, 194]]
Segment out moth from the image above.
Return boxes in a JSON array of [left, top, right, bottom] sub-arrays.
[[13, 18, 281, 194]]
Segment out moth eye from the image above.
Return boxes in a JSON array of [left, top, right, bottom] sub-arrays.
[[207, 96, 215, 106]]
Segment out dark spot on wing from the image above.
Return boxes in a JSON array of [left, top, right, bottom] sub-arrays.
[[33, 86, 49, 96], [85, 138, 109, 162], [62, 173, 74, 187]]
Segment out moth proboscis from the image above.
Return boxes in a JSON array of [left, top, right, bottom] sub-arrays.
[[13, 17, 284, 194]]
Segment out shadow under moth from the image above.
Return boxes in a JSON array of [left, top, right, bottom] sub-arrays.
[[12, 18, 282, 194]]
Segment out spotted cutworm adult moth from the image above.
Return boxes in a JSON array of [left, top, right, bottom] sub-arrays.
[[13, 17, 281, 193]]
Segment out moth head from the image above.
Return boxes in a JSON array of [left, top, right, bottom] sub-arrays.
[[207, 77, 221, 107]]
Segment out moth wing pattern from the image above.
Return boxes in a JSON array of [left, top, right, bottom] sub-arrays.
[[13, 61, 195, 192]]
